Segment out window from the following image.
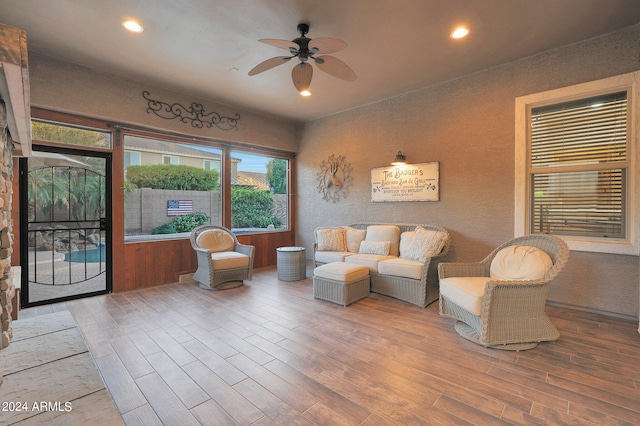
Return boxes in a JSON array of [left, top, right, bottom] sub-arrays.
[[123, 135, 222, 240], [204, 159, 218, 172], [124, 151, 141, 168], [31, 120, 111, 149], [162, 155, 179, 165], [231, 151, 289, 233], [515, 71, 640, 255]]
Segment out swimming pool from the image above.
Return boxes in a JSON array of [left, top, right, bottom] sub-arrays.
[[65, 246, 106, 263]]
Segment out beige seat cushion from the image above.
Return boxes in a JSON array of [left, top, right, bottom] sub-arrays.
[[210, 251, 250, 270], [440, 277, 490, 316], [365, 225, 401, 256], [314, 262, 369, 282], [490, 245, 552, 281], [197, 229, 235, 253], [315, 250, 354, 264], [377, 258, 423, 280], [345, 253, 395, 273]]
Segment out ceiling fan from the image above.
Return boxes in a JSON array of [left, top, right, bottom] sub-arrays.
[[248, 23, 356, 96]]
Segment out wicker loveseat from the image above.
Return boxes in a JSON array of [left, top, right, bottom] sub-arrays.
[[313, 223, 451, 307]]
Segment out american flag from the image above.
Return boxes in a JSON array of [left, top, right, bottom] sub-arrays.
[[167, 200, 193, 216]]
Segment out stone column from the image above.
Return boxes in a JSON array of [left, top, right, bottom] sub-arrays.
[[0, 101, 15, 353]]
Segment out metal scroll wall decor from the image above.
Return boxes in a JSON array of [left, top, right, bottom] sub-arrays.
[[142, 91, 240, 131], [316, 154, 352, 203]]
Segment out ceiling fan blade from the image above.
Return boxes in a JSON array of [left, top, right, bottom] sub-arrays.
[[248, 56, 292, 76], [259, 38, 299, 50], [315, 55, 356, 81], [308, 37, 347, 54], [292, 63, 313, 92]]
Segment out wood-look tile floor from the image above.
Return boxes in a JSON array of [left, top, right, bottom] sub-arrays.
[[1, 304, 123, 425], [14, 264, 640, 425]]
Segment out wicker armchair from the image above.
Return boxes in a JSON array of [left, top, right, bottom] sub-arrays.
[[190, 225, 254, 290], [439, 234, 569, 350]]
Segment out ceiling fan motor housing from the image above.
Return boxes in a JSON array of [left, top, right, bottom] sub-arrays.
[[293, 38, 310, 61], [297, 23, 310, 36], [293, 24, 312, 62]]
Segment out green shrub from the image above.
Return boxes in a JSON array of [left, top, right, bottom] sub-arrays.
[[266, 158, 287, 194], [151, 212, 210, 234], [123, 180, 138, 191], [231, 188, 281, 228], [152, 222, 178, 234], [172, 211, 209, 232], [126, 164, 219, 191]]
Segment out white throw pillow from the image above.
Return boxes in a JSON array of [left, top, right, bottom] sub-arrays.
[[399, 231, 415, 256], [359, 240, 391, 256], [315, 227, 347, 251], [490, 245, 553, 281], [402, 226, 447, 262], [344, 227, 367, 253]]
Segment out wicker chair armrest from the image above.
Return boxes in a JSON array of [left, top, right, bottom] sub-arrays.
[[482, 279, 553, 315], [487, 278, 550, 288], [193, 246, 211, 255], [234, 243, 254, 257], [438, 261, 489, 279], [193, 248, 213, 273]]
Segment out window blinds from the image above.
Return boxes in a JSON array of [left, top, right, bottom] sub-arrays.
[[530, 92, 627, 238]]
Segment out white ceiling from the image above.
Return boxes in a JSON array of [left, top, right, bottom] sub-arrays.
[[1, 0, 640, 122]]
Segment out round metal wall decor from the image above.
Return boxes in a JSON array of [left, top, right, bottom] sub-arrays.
[[316, 154, 352, 203]]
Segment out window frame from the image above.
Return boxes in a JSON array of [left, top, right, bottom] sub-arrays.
[[515, 71, 640, 255]]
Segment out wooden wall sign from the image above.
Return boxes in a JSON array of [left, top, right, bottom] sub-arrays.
[[371, 162, 439, 202]]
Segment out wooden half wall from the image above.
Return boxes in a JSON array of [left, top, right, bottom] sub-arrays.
[[118, 230, 294, 292]]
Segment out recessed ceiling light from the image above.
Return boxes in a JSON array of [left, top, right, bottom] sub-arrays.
[[122, 20, 144, 33], [451, 26, 469, 39]]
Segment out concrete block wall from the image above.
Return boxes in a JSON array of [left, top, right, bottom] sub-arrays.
[[125, 188, 222, 234]]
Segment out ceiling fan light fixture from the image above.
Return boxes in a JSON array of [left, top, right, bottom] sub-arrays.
[[122, 20, 144, 33], [451, 26, 469, 39], [392, 151, 406, 165], [292, 62, 313, 96]]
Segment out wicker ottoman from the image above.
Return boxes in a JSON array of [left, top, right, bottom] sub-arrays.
[[313, 262, 370, 306]]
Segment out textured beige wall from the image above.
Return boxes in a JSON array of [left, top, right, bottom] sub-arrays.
[[28, 54, 298, 151], [297, 24, 640, 318]]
